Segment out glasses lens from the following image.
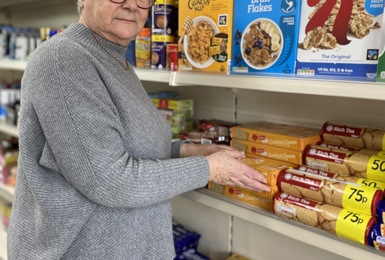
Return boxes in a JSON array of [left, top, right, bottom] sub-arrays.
[[109, 0, 126, 3], [137, 0, 155, 9]]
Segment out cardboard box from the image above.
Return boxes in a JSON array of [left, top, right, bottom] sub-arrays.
[[178, 0, 233, 74], [230, 0, 302, 75], [231, 121, 320, 151], [224, 185, 274, 211], [296, 0, 383, 80], [231, 139, 304, 165], [151, 98, 193, 139], [376, 10, 385, 82]]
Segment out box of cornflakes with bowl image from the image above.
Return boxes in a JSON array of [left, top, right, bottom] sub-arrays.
[[230, 0, 302, 76], [296, 0, 383, 81], [178, 0, 233, 74]]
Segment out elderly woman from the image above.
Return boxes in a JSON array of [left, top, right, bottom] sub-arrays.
[[7, 0, 269, 259]]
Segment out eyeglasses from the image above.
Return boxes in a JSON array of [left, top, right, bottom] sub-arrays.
[[109, 0, 156, 9]]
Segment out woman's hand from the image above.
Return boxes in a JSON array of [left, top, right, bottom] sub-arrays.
[[206, 149, 270, 193]]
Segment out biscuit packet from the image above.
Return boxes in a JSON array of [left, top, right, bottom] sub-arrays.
[[223, 185, 274, 211], [277, 166, 384, 216], [304, 145, 385, 182], [368, 222, 385, 251], [240, 156, 295, 185], [321, 122, 385, 151], [274, 192, 376, 245]]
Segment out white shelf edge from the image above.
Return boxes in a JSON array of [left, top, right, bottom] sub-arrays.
[[2, 60, 385, 101], [172, 72, 385, 101], [181, 189, 385, 260], [0, 184, 14, 204], [0, 125, 19, 138], [0, 60, 27, 72]]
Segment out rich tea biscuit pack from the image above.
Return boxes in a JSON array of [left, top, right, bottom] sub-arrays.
[[295, 0, 383, 80], [230, 0, 302, 75]]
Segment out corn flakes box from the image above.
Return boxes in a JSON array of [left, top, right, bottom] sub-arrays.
[[230, 0, 302, 75], [296, 0, 383, 81], [178, 0, 233, 74]]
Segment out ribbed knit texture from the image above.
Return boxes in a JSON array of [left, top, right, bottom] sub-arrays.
[[8, 23, 210, 260]]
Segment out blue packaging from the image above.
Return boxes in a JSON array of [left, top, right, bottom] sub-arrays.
[[230, 0, 302, 76]]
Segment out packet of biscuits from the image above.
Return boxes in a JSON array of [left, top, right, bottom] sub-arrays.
[[274, 192, 376, 245], [240, 156, 295, 185], [223, 185, 274, 211], [368, 222, 385, 251], [277, 166, 384, 216], [321, 122, 385, 150], [304, 145, 385, 182]]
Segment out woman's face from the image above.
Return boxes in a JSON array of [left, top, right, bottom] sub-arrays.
[[79, 0, 149, 46]]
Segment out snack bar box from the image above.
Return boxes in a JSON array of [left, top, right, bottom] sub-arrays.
[[230, 0, 302, 75], [151, 98, 193, 139], [178, 0, 233, 74], [231, 121, 320, 151], [296, 0, 383, 80]]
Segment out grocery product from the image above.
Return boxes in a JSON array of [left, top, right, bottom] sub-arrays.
[[320, 122, 385, 150], [240, 156, 295, 186], [135, 28, 151, 68], [151, 98, 193, 139], [224, 185, 274, 211], [296, 0, 383, 80], [230, 0, 301, 75], [178, 0, 233, 74], [207, 182, 225, 195], [274, 192, 375, 245], [231, 139, 303, 164], [278, 166, 384, 216], [231, 121, 320, 151], [368, 222, 385, 251], [304, 145, 385, 182]]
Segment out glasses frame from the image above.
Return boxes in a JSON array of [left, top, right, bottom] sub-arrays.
[[109, 0, 156, 9]]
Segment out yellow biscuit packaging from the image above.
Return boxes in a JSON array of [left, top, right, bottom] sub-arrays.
[[231, 122, 321, 151], [224, 185, 274, 211], [304, 145, 385, 182], [240, 156, 295, 186], [274, 192, 376, 245], [277, 166, 384, 216], [178, 0, 233, 74], [207, 181, 225, 195], [231, 139, 303, 165], [321, 122, 385, 150]]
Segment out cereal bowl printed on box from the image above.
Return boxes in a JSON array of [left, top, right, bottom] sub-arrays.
[[240, 18, 283, 70], [184, 16, 220, 69]]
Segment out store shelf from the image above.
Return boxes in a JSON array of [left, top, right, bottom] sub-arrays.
[[0, 125, 18, 139], [2, 59, 385, 101], [181, 189, 385, 260], [172, 72, 385, 101], [0, 184, 14, 204]]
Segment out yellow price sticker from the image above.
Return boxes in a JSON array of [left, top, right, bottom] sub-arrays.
[[336, 209, 373, 245], [366, 155, 385, 182], [341, 184, 377, 216], [357, 178, 385, 191]]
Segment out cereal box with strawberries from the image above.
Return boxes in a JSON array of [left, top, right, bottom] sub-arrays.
[[230, 0, 302, 75], [296, 0, 383, 80], [178, 0, 233, 74]]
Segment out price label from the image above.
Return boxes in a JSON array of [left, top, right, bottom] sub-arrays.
[[367, 156, 385, 182], [336, 209, 373, 245], [342, 184, 378, 216], [357, 178, 385, 191]]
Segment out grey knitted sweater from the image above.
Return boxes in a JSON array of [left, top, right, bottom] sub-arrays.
[[8, 23, 209, 260]]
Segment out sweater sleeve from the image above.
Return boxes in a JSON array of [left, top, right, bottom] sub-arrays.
[[23, 38, 209, 208]]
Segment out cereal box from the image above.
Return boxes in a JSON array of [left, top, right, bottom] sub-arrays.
[[376, 8, 385, 82], [178, 0, 233, 74], [296, 0, 384, 80], [230, 0, 302, 75]]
